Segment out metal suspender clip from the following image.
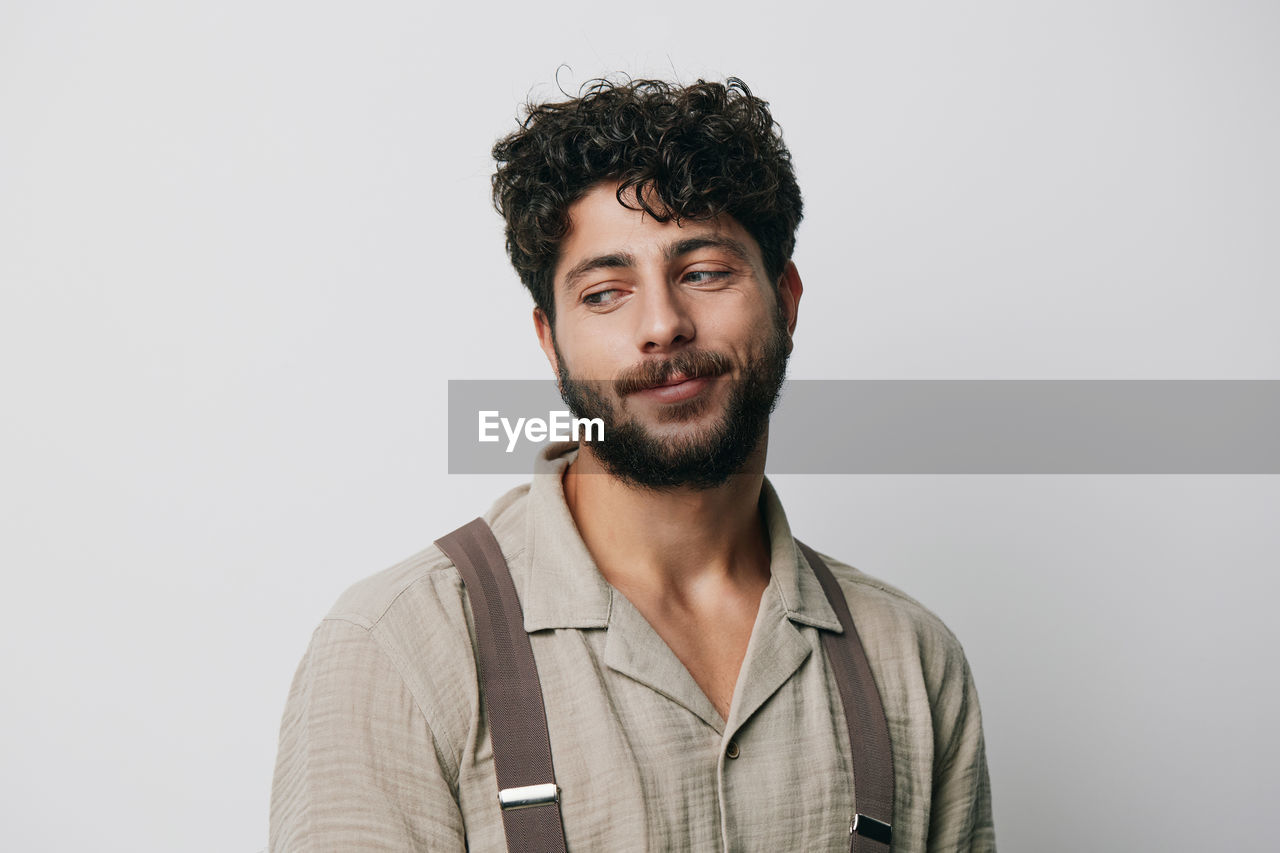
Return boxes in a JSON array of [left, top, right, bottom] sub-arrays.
[[498, 783, 560, 811], [850, 813, 893, 844]]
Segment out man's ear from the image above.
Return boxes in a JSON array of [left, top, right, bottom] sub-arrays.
[[777, 260, 804, 344], [533, 307, 560, 375]]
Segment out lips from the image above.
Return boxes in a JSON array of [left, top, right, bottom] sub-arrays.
[[650, 372, 695, 390], [631, 365, 723, 394], [633, 374, 713, 404]]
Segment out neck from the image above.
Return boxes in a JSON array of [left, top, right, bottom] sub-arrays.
[[561, 440, 772, 601]]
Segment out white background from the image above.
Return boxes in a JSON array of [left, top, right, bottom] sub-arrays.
[[2, 1, 1278, 850]]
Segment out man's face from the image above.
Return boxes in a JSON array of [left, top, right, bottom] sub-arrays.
[[534, 181, 802, 490]]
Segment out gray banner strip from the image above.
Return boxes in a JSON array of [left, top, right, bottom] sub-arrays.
[[448, 380, 1280, 474]]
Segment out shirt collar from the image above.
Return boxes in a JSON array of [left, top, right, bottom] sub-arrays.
[[518, 442, 841, 634]]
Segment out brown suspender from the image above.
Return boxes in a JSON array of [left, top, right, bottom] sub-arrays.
[[799, 540, 896, 852], [435, 518, 895, 853], [434, 519, 568, 852]]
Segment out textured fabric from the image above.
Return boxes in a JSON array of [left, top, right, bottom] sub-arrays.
[[270, 443, 996, 852]]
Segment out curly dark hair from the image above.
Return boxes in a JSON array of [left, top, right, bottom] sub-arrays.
[[491, 76, 804, 324]]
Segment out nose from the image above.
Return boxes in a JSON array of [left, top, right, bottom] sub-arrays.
[[634, 281, 695, 353]]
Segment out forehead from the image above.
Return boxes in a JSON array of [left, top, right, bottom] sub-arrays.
[[553, 182, 765, 283]]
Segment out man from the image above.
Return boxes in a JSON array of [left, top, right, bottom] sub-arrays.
[[270, 77, 995, 851]]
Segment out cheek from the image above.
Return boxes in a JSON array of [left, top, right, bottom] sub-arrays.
[[707, 307, 771, 348], [557, 337, 630, 381]]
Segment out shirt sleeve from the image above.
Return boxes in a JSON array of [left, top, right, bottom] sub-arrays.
[[270, 618, 467, 852], [927, 652, 996, 852]]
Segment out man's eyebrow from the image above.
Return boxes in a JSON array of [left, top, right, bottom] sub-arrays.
[[665, 236, 753, 265], [561, 252, 635, 293]]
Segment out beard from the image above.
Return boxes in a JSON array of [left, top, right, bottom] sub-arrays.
[[554, 313, 791, 491]]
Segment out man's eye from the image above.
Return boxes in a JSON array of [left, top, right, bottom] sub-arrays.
[[583, 288, 621, 306], [684, 270, 730, 284]]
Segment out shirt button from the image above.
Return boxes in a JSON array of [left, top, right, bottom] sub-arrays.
[[726, 740, 741, 760]]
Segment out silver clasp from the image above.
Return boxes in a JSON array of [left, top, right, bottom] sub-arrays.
[[498, 783, 560, 810]]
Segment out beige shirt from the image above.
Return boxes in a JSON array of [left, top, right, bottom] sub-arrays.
[[271, 443, 995, 851]]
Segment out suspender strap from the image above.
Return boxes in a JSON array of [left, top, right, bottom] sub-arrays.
[[434, 518, 568, 853], [798, 541, 896, 852]]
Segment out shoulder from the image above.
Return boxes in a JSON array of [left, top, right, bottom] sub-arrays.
[[807, 549, 973, 685], [296, 483, 534, 746], [323, 481, 532, 634], [325, 543, 461, 630], [802, 552, 994, 836], [804, 548, 987, 781]]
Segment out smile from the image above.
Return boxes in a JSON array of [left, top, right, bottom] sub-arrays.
[[632, 375, 714, 404]]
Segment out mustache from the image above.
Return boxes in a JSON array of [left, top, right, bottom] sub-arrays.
[[613, 350, 732, 396]]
